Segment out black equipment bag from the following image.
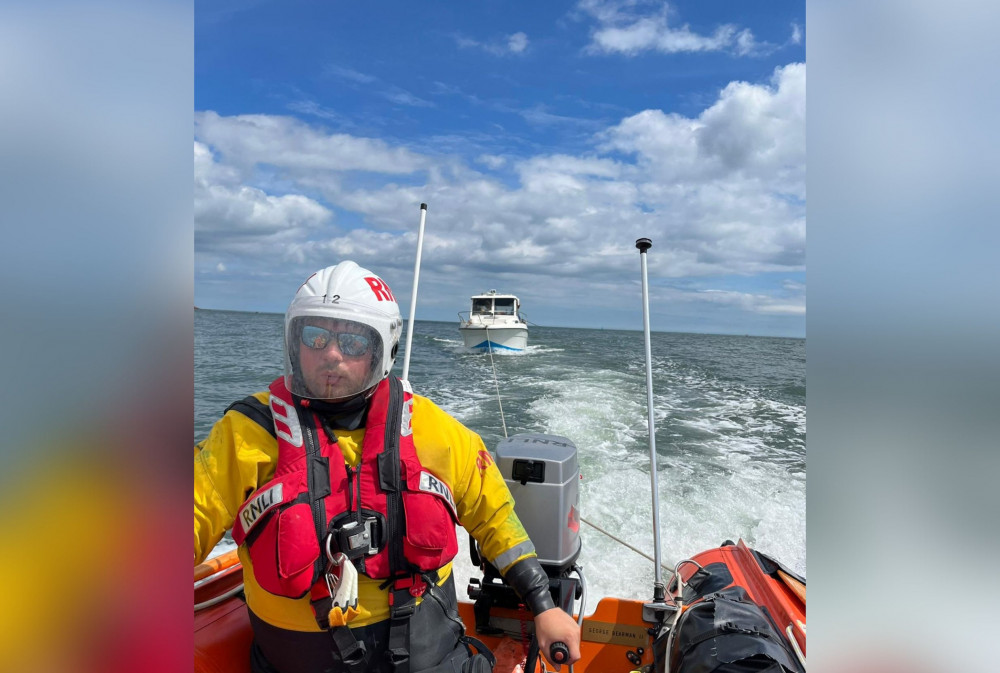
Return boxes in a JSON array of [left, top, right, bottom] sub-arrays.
[[666, 585, 803, 673]]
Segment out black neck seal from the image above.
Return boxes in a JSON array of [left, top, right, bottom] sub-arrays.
[[294, 393, 370, 431]]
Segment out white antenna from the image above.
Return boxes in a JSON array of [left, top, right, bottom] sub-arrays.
[[635, 238, 674, 624], [401, 203, 427, 383]]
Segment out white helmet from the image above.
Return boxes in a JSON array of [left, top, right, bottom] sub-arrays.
[[283, 261, 403, 400]]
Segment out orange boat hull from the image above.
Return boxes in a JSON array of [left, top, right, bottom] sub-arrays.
[[195, 540, 804, 673]]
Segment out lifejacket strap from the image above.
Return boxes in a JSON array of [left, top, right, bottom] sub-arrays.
[[300, 402, 332, 596], [311, 594, 333, 630], [383, 375, 414, 673], [387, 586, 414, 673], [225, 396, 275, 438], [383, 376, 407, 575]]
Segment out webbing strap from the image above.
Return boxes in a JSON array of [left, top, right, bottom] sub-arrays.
[[381, 376, 415, 673], [387, 588, 414, 673], [380, 376, 406, 573], [224, 396, 275, 438]]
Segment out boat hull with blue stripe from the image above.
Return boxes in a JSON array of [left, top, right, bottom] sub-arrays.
[[458, 290, 528, 352]]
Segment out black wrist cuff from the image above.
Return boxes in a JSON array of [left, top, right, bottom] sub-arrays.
[[502, 557, 555, 614]]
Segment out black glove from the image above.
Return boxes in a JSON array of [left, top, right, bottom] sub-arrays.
[[502, 557, 555, 614]]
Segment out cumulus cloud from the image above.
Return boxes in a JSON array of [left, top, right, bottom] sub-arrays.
[[195, 111, 427, 174], [194, 62, 805, 318], [599, 63, 805, 194], [577, 0, 778, 57], [194, 141, 332, 264]]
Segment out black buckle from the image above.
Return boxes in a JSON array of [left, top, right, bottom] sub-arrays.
[[342, 641, 368, 666], [390, 588, 418, 619], [386, 647, 408, 665], [339, 518, 379, 557], [390, 601, 417, 619], [329, 626, 368, 673], [327, 514, 383, 561]]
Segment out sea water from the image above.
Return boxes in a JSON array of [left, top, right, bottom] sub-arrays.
[[195, 309, 805, 614]]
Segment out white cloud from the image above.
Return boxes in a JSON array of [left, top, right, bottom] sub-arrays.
[[324, 65, 377, 84], [734, 29, 759, 57], [194, 111, 427, 174], [477, 154, 507, 169], [696, 289, 805, 316], [697, 63, 806, 178], [195, 183, 330, 235], [455, 31, 531, 56], [286, 99, 352, 124], [319, 66, 432, 108], [577, 0, 775, 57], [507, 32, 529, 53], [194, 140, 241, 185], [381, 88, 434, 108], [599, 63, 805, 193], [194, 62, 805, 316], [194, 141, 333, 263], [518, 104, 602, 128], [790, 23, 803, 46]]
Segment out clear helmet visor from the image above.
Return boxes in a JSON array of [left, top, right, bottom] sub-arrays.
[[283, 296, 396, 400]]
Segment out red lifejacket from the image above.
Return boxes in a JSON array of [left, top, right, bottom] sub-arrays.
[[231, 375, 459, 600]]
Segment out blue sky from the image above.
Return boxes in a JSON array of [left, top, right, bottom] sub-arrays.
[[195, 0, 805, 336]]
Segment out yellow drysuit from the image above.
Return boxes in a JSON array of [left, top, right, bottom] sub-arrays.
[[194, 391, 536, 631]]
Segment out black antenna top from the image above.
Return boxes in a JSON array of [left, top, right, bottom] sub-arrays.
[[635, 238, 652, 252], [420, 203, 428, 210]]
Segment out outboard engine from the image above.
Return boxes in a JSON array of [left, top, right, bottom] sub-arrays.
[[468, 432, 583, 636]]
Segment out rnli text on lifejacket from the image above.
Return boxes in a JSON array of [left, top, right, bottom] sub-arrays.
[[419, 471, 456, 515], [241, 484, 283, 534]]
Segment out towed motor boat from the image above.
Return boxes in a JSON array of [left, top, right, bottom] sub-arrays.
[[458, 290, 528, 352]]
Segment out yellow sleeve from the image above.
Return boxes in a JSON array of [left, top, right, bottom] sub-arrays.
[[194, 391, 278, 565], [410, 395, 536, 573]]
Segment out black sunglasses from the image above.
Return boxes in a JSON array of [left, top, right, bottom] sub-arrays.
[[300, 325, 372, 357]]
